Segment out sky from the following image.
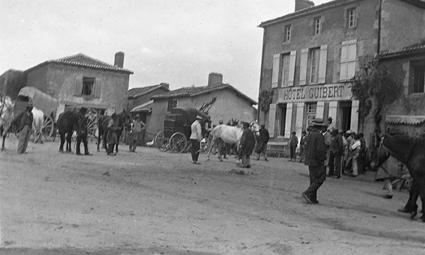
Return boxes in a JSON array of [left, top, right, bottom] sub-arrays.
[[0, 0, 330, 101]]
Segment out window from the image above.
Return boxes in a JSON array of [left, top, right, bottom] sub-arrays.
[[308, 48, 320, 83], [281, 53, 290, 86], [313, 17, 321, 35], [283, 24, 291, 42], [412, 63, 425, 93], [340, 40, 357, 81], [82, 77, 95, 96], [347, 8, 357, 28], [167, 98, 177, 111]]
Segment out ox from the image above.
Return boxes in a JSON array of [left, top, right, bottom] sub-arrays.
[[57, 111, 79, 153], [383, 134, 425, 221], [207, 124, 243, 161]]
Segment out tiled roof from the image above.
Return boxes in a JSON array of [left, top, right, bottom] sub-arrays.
[[379, 43, 425, 59], [128, 83, 169, 98], [26, 53, 133, 74], [151, 84, 257, 105]]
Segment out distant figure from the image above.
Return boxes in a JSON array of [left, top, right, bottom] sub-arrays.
[[255, 124, 270, 161], [239, 122, 255, 168], [129, 114, 144, 152], [328, 129, 343, 178], [76, 107, 90, 155], [299, 130, 307, 163], [106, 114, 119, 156], [12, 102, 34, 154], [190, 115, 203, 164], [350, 133, 361, 177], [302, 118, 327, 204], [289, 131, 298, 161]]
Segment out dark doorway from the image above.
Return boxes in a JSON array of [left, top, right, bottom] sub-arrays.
[[339, 101, 351, 132], [278, 104, 287, 136]]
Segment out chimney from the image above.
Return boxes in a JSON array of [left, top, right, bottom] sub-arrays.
[[160, 82, 170, 90], [208, 72, 223, 87], [114, 52, 124, 68], [295, 0, 315, 11]]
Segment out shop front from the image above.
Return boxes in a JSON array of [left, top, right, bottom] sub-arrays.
[[268, 83, 359, 141]]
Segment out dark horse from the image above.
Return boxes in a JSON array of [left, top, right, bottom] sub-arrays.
[[57, 111, 79, 152], [96, 111, 130, 153], [383, 134, 425, 221]]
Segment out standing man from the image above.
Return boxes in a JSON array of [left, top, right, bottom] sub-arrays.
[[299, 130, 307, 163], [328, 129, 343, 178], [12, 101, 34, 154], [289, 131, 298, 161], [106, 113, 119, 156], [302, 119, 327, 204], [190, 115, 203, 164], [239, 122, 255, 168], [76, 107, 90, 155], [255, 124, 270, 161], [129, 114, 144, 152]]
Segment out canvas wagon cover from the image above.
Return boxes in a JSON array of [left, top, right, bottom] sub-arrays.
[[18, 86, 58, 115]]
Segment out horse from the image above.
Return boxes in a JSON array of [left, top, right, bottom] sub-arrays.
[[32, 108, 44, 144], [207, 124, 243, 161], [57, 110, 79, 153], [0, 96, 15, 151], [383, 134, 425, 221], [97, 111, 131, 153]]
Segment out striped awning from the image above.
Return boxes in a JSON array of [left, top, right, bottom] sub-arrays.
[[385, 115, 425, 125]]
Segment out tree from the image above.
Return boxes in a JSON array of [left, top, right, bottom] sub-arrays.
[[258, 89, 273, 113], [351, 59, 402, 133]]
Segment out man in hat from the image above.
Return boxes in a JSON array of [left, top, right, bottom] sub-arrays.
[[75, 107, 90, 155], [302, 118, 327, 204], [256, 124, 270, 161], [190, 115, 203, 164], [12, 101, 34, 154], [239, 121, 256, 168], [129, 114, 145, 152]]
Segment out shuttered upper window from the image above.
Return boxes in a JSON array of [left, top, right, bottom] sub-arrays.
[[74, 77, 101, 98], [308, 48, 320, 84], [340, 40, 357, 81], [411, 63, 425, 94], [283, 24, 292, 43], [347, 8, 357, 29], [82, 77, 95, 96], [271, 51, 297, 88]]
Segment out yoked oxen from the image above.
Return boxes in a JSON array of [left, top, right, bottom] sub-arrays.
[[383, 134, 425, 221], [207, 124, 243, 161]]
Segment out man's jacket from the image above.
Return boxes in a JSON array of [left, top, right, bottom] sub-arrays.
[[304, 130, 327, 166]]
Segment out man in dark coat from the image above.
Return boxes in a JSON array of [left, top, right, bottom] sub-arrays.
[[328, 129, 343, 178], [239, 122, 255, 168], [256, 124, 270, 161], [12, 102, 34, 154], [76, 107, 90, 155], [303, 118, 328, 204]]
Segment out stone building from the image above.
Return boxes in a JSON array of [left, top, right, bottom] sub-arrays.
[[148, 73, 257, 136], [258, 0, 425, 142], [24, 52, 133, 118], [379, 43, 425, 136]]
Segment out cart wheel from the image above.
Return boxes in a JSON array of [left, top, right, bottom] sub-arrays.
[[42, 115, 54, 138], [169, 132, 187, 153], [154, 130, 166, 149]]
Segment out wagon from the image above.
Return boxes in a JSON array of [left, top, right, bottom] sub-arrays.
[[15, 86, 58, 139], [154, 108, 210, 153]]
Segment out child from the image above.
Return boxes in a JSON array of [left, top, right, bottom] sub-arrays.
[[289, 131, 298, 161]]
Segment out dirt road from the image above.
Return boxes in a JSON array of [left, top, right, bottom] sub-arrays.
[[0, 137, 424, 254]]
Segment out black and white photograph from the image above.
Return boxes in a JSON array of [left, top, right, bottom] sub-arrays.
[[1, 0, 425, 254]]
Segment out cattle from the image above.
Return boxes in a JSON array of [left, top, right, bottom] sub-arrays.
[[207, 124, 243, 161], [383, 134, 425, 221]]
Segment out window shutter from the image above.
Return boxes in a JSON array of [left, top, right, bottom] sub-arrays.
[[93, 80, 101, 98], [271, 54, 280, 88], [268, 103, 277, 137], [318, 45, 327, 84], [299, 48, 309, 85], [74, 78, 82, 96], [288, 51, 296, 86]]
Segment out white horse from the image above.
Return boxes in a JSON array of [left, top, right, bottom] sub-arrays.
[[32, 107, 44, 143], [0, 96, 15, 150], [207, 124, 243, 161]]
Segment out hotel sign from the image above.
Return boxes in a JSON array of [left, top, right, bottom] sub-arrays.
[[277, 83, 353, 103]]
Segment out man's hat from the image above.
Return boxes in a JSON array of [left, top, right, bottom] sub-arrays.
[[135, 114, 140, 119], [242, 121, 250, 128], [196, 115, 202, 120], [79, 107, 87, 113]]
